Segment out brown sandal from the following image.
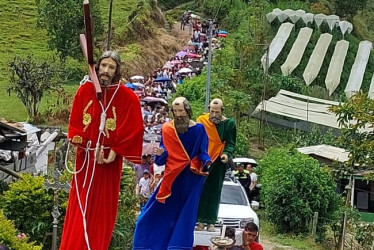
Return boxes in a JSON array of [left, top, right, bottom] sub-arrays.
[[195, 222, 205, 231]]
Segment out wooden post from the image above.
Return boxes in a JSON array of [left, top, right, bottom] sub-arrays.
[[340, 211, 347, 250], [338, 176, 352, 249], [311, 212, 318, 238]]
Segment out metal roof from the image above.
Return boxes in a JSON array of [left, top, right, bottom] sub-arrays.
[[297, 144, 349, 162]]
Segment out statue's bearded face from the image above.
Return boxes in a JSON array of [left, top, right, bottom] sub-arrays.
[[209, 106, 223, 124], [173, 105, 190, 134], [98, 58, 117, 86]]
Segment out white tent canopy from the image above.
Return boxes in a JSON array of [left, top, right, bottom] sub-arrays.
[[301, 13, 314, 25], [266, 12, 277, 23], [272, 8, 282, 14], [295, 9, 306, 16], [252, 89, 341, 129], [276, 9, 288, 22], [268, 9, 309, 24], [303, 33, 332, 85], [338, 21, 353, 36], [261, 22, 294, 70], [268, 10, 349, 33], [325, 40, 350, 96], [314, 14, 326, 28], [281, 27, 313, 76], [289, 12, 302, 23], [325, 15, 340, 31], [297, 144, 349, 163], [345, 41, 372, 98], [368, 74, 374, 99], [252, 90, 372, 132]]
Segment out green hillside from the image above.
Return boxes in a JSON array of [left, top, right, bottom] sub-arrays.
[[0, 0, 51, 120], [0, 0, 176, 121], [2, 0, 374, 122]]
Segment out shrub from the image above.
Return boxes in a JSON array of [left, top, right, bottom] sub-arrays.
[[354, 222, 374, 249], [258, 147, 341, 236], [0, 180, 9, 194], [0, 210, 41, 250], [1, 174, 53, 245], [110, 166, 139, 249]]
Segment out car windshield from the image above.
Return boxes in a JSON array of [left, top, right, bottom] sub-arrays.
[[220, 184, 248, 206]]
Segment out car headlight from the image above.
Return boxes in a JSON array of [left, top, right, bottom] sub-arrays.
[[240, 218, 254, 228]]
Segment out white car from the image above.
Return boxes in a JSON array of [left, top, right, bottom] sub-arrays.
[[216, 179, 259, 228], [194, 179, 259, 246], [233, 157, 258, 167]]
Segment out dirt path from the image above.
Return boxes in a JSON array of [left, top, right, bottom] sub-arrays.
[[260, 236, 295, 249], [171, 21, 192, 42]]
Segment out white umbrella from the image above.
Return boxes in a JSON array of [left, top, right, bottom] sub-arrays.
[[178, 68, 193, 74], [130, 75, 144, 81], [133, 82, 145, 88]]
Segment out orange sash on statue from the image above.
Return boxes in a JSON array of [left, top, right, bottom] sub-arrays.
[[156, 121, 203, 203], [197, 113, 225, 163]]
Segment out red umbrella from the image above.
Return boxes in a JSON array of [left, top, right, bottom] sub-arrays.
[[218, 33, 228, 38]]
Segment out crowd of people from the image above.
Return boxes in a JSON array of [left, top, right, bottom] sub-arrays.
[[128, 11, 226, 194]]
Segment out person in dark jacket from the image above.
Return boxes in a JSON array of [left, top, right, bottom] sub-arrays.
[[234, 164, 251, 200]]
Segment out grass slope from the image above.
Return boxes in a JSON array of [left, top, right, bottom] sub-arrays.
[[0, 0, 147, 121], [0, 0, 51, 121]]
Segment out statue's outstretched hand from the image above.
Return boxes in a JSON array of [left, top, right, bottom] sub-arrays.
[[153, 147, 164, 156]]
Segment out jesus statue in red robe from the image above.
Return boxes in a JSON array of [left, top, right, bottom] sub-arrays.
[[60, 51, 144, 250]]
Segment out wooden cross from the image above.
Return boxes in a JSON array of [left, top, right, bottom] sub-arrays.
[[80, 0, 102, 100]]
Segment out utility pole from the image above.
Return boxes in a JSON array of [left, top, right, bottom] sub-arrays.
[[205, 20, 213, 113], [258, 45, 269, 150], [106, 0, 114, 51]]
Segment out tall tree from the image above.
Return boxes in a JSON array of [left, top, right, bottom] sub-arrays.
[[7, 55, 61, 122], [36, 0, 104, 61], [329, 92, 374, 176]]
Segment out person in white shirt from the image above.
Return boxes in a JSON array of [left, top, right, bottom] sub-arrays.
[[246, 164, 258, 203], [138, 170, 151, 197]]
